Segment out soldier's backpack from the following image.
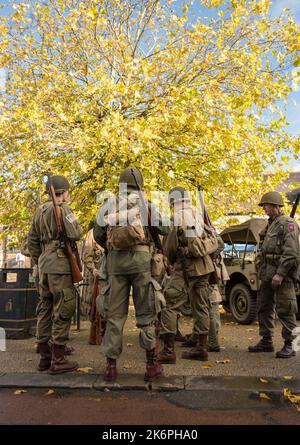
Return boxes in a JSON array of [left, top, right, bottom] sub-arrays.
[[106, 192, 146, 250], [187, 225, 218, 258]]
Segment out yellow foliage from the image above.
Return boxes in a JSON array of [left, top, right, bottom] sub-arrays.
[[0, 0, 298, 237]]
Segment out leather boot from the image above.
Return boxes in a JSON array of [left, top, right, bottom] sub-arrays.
[[248, 336, 274, 353], [38, 342, 51, 371], [181, 334, 208, 361], [157, 334, 176, 364], [144, 349, 164, 381], [49, 344, 78, 375], [276, 340, 296, 359], [104, 357, 117, 382], [181, 333, 197, 348], [65, 345, 75, 355]]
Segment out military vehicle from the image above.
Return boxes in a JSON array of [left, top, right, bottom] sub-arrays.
[[220, 218, 300, 324]]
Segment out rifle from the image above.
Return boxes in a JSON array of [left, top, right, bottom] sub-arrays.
[[88, 276, 101, 345], [290, 194, 300, 219], [197, 185, 218, 285], [46, 174, 83, 284]]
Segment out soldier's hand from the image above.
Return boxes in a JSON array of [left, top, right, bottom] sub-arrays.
[[92, 268, 100, 278], [271, 273, 283, 289]]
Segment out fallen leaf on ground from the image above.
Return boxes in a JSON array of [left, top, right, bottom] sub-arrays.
[[122, 363, 131, 369], [246, 329, 254, 332], [247, 338, 253, 341], [259, 393, 271, 400], [216, 359, 230, 364], [126, 343, 133, 347], [14, 390, 27, 395], [283, 376, 293, 380], [201, 364, 212, 369], [45, 389, 55, 396], [76, 367, 93, 373], [283, 388, 300, 404], [26, 358, 33, 362], [260, 378, 268, 383]]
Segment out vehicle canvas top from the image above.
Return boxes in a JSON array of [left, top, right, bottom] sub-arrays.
[[220, 218, 267, 244]]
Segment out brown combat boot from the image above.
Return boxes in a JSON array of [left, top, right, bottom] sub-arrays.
[[144, 349, 164, 381], [65, 345, 75, 355], [38, 342, 51, 371], [248, 336, 274, 353], [49, 344, 78, 375], [181, 333, 197, 348], [104, 357, 117, 382], [157, 333, 176, 364], [181, 334, 208, 361], [276, 340, 296, 359]]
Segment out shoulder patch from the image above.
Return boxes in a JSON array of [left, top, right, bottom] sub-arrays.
[[65, 213, 78, 224], [288, 223, 295, 232]]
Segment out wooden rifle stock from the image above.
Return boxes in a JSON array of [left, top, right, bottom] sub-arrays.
[[47, 175, 83, 284]]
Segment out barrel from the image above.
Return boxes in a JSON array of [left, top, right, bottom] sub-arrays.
[[0, 268, 39, 339]]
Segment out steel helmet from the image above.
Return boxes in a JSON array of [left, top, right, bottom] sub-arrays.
[[258, 191, 284, 207], [119, 167, 144, 190], [45, 175, 70, 194]]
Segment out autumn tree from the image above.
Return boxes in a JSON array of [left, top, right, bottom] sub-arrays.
[[0, 0, 299, 238]]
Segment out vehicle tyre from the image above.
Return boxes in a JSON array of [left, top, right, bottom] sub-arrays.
[[229, 283, 257, 325]]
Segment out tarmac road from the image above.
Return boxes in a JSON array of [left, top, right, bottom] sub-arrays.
[[0, 388, 300, 425]]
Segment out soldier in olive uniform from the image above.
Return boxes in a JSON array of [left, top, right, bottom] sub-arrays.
[[93, 167, 169, 381], [157, 187, 217, 363], [28, 176, 83, 373], [249, 192, 299, 358], [81, 225, 104, 317]]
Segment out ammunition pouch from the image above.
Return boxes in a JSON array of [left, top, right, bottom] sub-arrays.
[[264, 253, 281, 264], [59, 288, 76, 321], [187, 230, 218, 258], [151, 253, 165, 278], [149, 277, 166, 316], [96, 283, 110, 319]]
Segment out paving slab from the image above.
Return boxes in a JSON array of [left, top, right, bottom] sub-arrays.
[[94, 374, 149, 391], [185, 375, 281, 391], [150, 376, 185, 392], [0, 372, 98, 389]]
